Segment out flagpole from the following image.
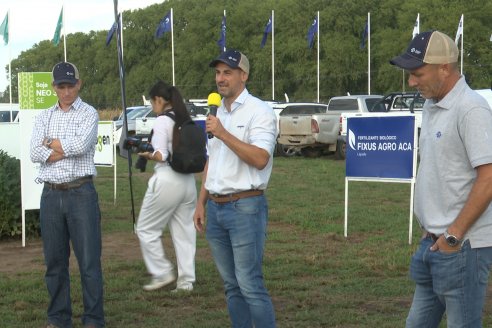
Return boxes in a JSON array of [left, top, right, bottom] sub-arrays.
[[367, 12, 370, 95], [8, 10, 12, 113], [62, 5, 66, 61], [316, 10, 319, 103], [271, 10, 274, 100], [460, 15, 463, 75], [120, 12, 123, 60], [171, 8, 175, 86], [224, 10, 227, 52]]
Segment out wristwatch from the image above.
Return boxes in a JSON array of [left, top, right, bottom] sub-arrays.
[[45, 137, 53, 148], [443, 230, 461, 247]]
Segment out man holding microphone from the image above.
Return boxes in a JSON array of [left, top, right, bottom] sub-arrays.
[[194, 49, 277, 328]]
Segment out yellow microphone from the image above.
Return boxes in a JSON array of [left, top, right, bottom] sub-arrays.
[[207, 92, 222, 139]]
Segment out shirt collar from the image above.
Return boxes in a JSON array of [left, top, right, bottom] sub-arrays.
[[221, 88, 250, 113], [433, 76, 466, 110], [54, 97, 82, 112]]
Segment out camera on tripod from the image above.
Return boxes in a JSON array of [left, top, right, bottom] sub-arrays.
[[123, 137, 154, 172]]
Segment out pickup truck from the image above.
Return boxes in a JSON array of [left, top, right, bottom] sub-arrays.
[[277, 95, 383, 157], [336, 92, 424, 159]]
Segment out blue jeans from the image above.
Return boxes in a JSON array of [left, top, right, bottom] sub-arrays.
[[40, 182, 105, 328], [206, 195, 276, 328], [406, 236, 492, 328]]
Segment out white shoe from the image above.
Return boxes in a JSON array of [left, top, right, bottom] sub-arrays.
[[143, 272, 176, 291], [171, 284, 193, 293]]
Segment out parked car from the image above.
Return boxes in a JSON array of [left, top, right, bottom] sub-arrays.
[[113, 105, 153, 144], [0, 110, 19, 122], [277, 96, 382, 158]]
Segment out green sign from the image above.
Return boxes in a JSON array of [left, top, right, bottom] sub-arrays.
[[18, 72, 58, 110]]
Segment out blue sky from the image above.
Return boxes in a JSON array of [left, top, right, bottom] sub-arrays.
[[0, 0, 161, 96]]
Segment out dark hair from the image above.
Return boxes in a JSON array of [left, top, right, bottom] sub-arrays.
[[149, 80, 192, 150]]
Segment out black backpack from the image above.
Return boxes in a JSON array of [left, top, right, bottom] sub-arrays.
[[164, 112, 207, 174]]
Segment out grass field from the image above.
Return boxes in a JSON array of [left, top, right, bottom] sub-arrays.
[[1, 154, 491, 327]]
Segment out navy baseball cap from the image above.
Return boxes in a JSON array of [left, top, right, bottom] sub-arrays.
[[52, 61, 80, 85], [209, 49, 250, 74], [390, 30, 458, 70]]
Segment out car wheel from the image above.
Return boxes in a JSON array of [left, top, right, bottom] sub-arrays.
[[335, 140, 346, 160], [275, 143, 298, 157], [300, 147, 322, 158]]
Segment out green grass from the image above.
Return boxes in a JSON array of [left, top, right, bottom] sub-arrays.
[[1, 154, 491, 327]]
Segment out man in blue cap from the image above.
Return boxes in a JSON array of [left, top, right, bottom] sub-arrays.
[[194, 49, 277, 327], [30, 62, 104, 328], [391, 31, 492, 327]]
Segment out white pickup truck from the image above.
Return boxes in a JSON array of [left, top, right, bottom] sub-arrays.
[[277, 95, 383, 157], [336, 92, 424, 159]]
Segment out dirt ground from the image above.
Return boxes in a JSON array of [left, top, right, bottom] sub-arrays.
[[0, 231, 143, 274]]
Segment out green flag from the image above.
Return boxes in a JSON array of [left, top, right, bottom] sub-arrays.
[[52, 7, 63, 46], [0, 13, 8, 45]]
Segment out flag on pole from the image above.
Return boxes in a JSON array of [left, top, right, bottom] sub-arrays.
[[360, 20, 368, 49], [455, 14, 463, 44], [260, 16, 272, 48], [106, 14, 119, 46], [217, 14, 226, 53], [490, 33, 492, 42], [307, 16, 318, 48], [52, 7, 63, 46], [412, 13, 420, 39], [0, 12, 8, 45], [155, 10, 172, 39]]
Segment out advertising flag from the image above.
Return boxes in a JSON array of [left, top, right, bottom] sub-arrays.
[[217, 14, 226, 52], [106, 15, 119, 46], [455, 14, 463, 44], [0, 12, 8, 45], [52, 7, 63, 46], [412, 13, 420, 39], [360, 21, 368, 49], [307, 16, 318, 48], [260, 16, 272, 48], [155, 10, 172, 39]]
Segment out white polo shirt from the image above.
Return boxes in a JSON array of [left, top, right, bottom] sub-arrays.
[[205, 89, 277, 195]]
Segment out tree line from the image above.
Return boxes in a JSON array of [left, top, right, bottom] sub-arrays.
[[1, 0, 491, 109]]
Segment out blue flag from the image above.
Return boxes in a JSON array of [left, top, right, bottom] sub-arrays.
[[217, 15, 226, 53], [307, 16, 317, 48], [155, 10, 172, 39], [106, 15, 119, 46], [260, 16, 272, 48], [360, 21, 368, 49]]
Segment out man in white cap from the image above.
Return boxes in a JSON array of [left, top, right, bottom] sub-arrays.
[[30, 62, 104, 328], [391, 30, 492, 327]]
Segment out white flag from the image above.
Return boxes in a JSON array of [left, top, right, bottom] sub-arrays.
[[412, 13, 420, 39], [455, 14, 463, 44], [490, 34, 492, 42]]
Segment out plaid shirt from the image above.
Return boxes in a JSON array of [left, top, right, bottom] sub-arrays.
[[30, 97, 98, 184]]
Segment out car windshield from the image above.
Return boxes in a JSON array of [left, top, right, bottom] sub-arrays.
[[126, 107, 151, 120]]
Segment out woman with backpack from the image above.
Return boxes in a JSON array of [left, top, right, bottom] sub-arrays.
[[135, 80, 197, 292]]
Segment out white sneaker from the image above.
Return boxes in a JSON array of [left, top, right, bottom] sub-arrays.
[[143, 272, 176, 291], [171, 284, 193, 293]]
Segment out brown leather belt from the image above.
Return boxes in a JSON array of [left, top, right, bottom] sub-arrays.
[[208, 189, 264, 203], [45, 176, 93, 191]]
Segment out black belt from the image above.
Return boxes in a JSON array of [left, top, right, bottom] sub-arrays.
[[45, 176, 93, 190], [209, 190, 264, 203]]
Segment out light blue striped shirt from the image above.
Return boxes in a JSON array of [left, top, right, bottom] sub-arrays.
[[30, 97, 98, 184]]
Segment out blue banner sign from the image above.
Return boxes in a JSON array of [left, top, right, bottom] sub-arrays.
[[346, 116, 415, 179]]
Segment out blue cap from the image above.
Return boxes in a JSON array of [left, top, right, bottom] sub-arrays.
[[52, 62, 79, 85], [209, 49, 250, 74]]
